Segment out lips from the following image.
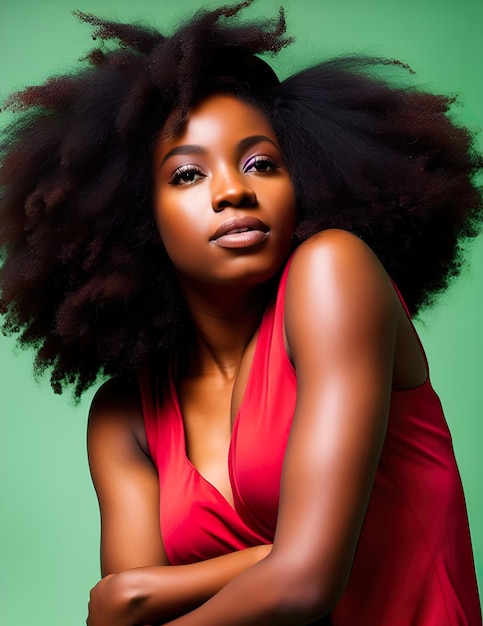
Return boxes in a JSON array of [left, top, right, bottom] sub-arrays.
[[210, 216, 270, 249]]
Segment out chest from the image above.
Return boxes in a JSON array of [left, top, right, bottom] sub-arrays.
[[151, 300, 297, 564], [177, 336, 258, 506]]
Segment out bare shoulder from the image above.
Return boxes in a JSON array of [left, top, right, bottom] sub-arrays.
[[90, 375, 142, 416], [88, 375, 148, 457], [285, 230, 399, 359], [288, 229, 395, 308], [290, 229, 387, 280]]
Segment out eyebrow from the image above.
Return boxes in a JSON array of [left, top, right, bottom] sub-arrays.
[[237, 135, 280, 154], [160, 135, 280, 167], [160, 145, 206, 167]]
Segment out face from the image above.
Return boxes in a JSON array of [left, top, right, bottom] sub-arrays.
[[152, 93, 297, 288]]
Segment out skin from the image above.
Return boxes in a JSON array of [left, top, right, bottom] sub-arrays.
[[86, 94, 427, 625]]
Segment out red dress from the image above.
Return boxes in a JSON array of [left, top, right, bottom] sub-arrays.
[[139, 258, 481, 625]]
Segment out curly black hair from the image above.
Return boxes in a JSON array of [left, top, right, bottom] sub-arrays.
[[1, 0, 482, 397]]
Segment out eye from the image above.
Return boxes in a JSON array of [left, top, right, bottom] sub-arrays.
[[243, 155, 279, 174], [170, 165, 205, 186]]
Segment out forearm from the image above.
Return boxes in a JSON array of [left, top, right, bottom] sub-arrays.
[[161, 554, 330, 626], [88, 544, 271, 626]]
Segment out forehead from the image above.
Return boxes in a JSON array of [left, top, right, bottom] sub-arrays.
[[157, 93, 278, 155]]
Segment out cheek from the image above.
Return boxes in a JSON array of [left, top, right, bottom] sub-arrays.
[[153, 191, 185, 256], [153, 189, 209, 267], [153, 188, 188, 240], [272, 180, 297, 233]]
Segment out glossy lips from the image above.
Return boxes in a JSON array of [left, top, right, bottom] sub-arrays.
[[210, 216, 270, 249]]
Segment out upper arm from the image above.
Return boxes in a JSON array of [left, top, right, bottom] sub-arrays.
[[88, 377, 168, 575], [273, 230, 398, 606]]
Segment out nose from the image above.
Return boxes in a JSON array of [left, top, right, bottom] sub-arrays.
[[211, 169, 257, 212]]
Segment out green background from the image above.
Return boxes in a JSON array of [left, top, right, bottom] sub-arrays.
[[1, 1, 482, 624]]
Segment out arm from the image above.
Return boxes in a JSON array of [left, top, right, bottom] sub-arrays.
[[160, 229, 400, 625], [86, 378, 270, 626]]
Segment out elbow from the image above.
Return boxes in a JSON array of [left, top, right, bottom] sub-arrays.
[[276, 582, 340, 622], [264, 561, 344, 622]]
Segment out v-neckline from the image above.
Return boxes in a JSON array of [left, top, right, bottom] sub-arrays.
[[168, 303, 271, 512]]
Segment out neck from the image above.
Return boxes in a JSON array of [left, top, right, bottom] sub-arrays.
[[176, 278, 274, 380]]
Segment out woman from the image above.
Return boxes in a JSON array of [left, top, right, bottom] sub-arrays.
[[0, 2, 481, 624]]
